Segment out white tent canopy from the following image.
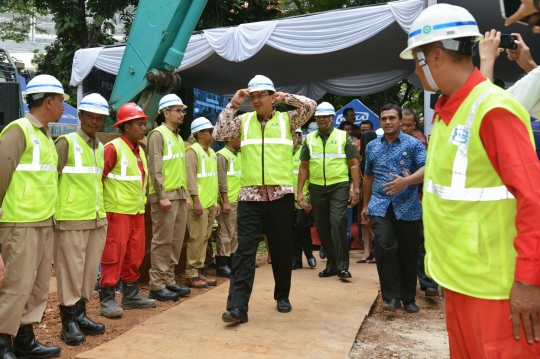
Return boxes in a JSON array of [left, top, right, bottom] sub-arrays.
[[70, 0, 423, 104]]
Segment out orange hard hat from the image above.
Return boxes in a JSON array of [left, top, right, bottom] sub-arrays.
[[114, 102, 149, 128]]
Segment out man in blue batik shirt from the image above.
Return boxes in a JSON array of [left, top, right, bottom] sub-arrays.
[[361, 103, 426, 314]]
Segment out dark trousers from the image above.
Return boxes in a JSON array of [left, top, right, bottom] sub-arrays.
[[309, 182, 349, 271], [417, 223, 438, 290], [226, 194, 294, 312], [371, 204, 421, 303], [292, 209, 313, 264]]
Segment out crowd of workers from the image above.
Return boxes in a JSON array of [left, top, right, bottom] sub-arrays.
[[1, 2, 540, 359]]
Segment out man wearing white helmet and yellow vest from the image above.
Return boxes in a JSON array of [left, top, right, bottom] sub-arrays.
[[53, 93, 109, 346], [215, 75, 316, 323], [185, 117, 220, 289], [215, 137, 241, 278], [0, 74, 66, 359], [298, 103, 360, 280], [146, 94, 191, 302], [400, 4, 540, 357]]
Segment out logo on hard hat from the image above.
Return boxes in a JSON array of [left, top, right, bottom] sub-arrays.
[[423, 25, 432, 34], [135, 106, 143, 112], [93, 102, 108, 108]]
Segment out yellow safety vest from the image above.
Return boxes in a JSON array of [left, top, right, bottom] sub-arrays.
[[240, 111, 293, 186], [148, 125, 186, 194], [55, 132, 105, 221], [292, 148, 308, 199], [423, 80, 534, 299], [217, 147, 241, 203], [188, 142, 218, 209], [0, 118, 58, 223], [103, 138, 148, 214], [305, 129, 349, 186]]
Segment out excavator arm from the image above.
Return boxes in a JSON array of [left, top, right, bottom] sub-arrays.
[[103, 0, 207, 132]]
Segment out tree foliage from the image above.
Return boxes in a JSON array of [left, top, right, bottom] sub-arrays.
[[0, 0, 48, 42], [197, 0, 283, 30]]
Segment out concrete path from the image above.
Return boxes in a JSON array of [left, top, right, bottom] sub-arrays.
[[77, 251, 380, 359]]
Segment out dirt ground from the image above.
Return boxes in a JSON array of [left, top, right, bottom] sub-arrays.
[[347, 286, 449, 359], [36, 254, 270, 359]]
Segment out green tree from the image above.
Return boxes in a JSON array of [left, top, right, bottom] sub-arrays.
[[0, 0, 48, 42], [197, 0, 283, 30]]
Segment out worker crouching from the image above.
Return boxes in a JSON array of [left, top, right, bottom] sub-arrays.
[[99, 102, 156, 317]]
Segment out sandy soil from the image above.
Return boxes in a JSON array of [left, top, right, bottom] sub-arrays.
[[35, 254, 269, 359], [347, 286, 449, 359]]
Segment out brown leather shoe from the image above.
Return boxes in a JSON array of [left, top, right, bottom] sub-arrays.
[[198, 269, 217, 286], [185, 277, 208, 289]]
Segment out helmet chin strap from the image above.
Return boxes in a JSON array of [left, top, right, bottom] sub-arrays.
[[416, 50, 439, 92]]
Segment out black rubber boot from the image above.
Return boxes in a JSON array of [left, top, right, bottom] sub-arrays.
[[75, 300, 105, 335], [216, 256, 231, 278], [12, 324, 61, 359], [0, 333, 16, 359], [98, 286, 123, 318], [59, 305, 85, 346], [121, 281, 156, 310]]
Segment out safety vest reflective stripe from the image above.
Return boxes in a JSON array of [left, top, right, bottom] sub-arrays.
[[162, 136, 185, 161], [308, 129, 345, 159], [15, 120, 56, 171], [425, 90, 514, 201], [106, 173, 141, 181], [16, 164, 57, 171], [61, 133, 102, 174], [107, 142, 142, 181], [292, 170, 299, 174], [241, 113, 292, 147], [227, 170, 241, 175], [197, 172, 218, 178]]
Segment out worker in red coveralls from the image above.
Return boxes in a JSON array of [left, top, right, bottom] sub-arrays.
[[398, 4, 540, 358], [98, 103, 156, 317]]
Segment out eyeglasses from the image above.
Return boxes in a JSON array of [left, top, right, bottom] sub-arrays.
[[249, 93, 270, 101], [166, 108, 186, 115]]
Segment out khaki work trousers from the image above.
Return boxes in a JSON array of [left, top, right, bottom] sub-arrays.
[[0, 226, 53, 336], [149, 199, 187, 291], [54, 226, 107, 306], [186, 206, 216, 278], [216, 202, 238, 257]]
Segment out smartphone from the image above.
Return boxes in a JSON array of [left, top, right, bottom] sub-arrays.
[[500, 0, 531, 26], [499, 34, 518, 49]]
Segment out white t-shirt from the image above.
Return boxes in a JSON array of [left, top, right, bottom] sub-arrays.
[[508, 66, 540, 120]]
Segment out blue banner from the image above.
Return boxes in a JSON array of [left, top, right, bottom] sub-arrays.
[[333, 99, 380, 130]]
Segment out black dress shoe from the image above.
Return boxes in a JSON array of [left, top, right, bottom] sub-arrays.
[[148, 288, 179, 302], [424, 287, 439, 297], [222, 308, 248, 323], [319, 247, 326, 259], [318, 268, 338, 277], [403, 301, 420, 313], [307, 256, 316, 268], [166, 284, 191, 297], [338, 270, 352, 279], [291, 261, 303, 270], [277, 298, 292, 313], [382, 299, 402, 312]]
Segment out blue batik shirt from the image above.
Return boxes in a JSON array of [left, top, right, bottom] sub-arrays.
[[364, 131, 426, 221]]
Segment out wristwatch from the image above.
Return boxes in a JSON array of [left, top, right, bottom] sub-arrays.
[[351, 189, 360, 194]]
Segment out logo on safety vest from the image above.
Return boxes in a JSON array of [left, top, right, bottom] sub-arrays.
[[423, 25, 432, 34], [331, 140, 337, 144], [449, 125, 469, 145]]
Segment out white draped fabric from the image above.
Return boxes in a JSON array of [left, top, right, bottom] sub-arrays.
[[70, 0, 423, 101]]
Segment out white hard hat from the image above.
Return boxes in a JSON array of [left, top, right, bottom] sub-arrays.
[[307, 122, 318, 133], [400, 4, 482, 60], [295, 127, 303, 134], [248, 75, 275, 93], [158, 94, 187, 113], [315, 102, 335, 116], [191, 117, 214, 134], [78, 93, 109, 115], [25, 74, 69, 101]]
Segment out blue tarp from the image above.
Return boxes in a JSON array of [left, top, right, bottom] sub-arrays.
[[20, 75, 78, 124], [333, 99, 380, 130]]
